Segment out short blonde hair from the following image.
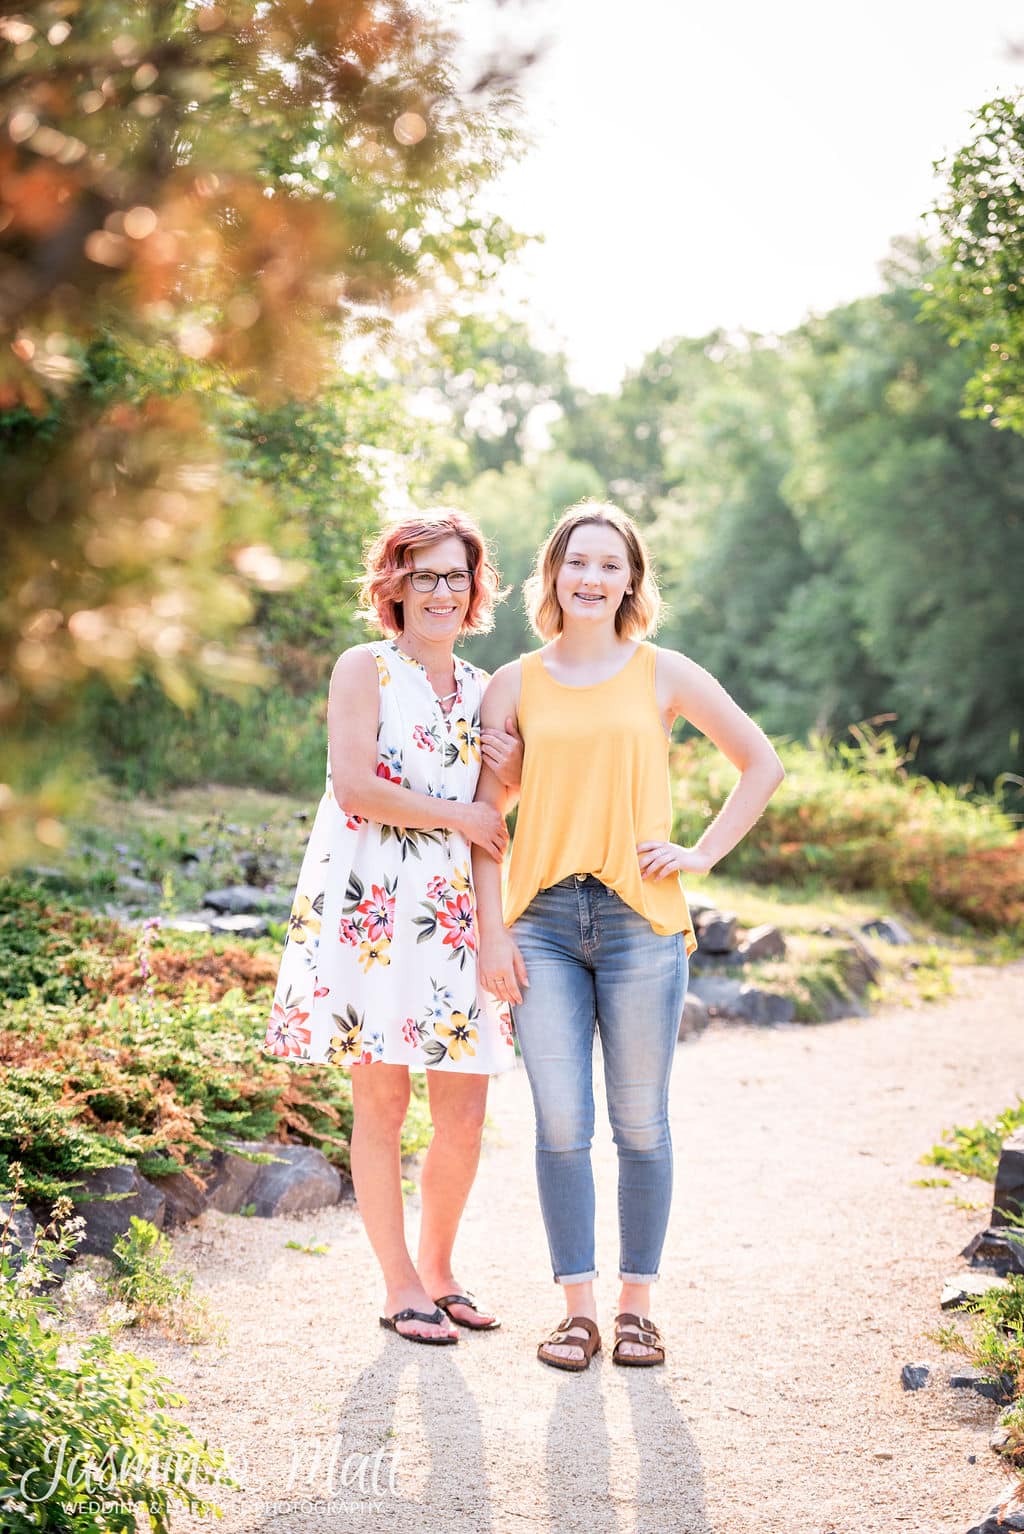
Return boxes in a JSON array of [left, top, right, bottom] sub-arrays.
[[524, 501, 661, 641], [359, 508, 503, 637]]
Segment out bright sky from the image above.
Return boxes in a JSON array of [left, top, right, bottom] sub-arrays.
[[469, 0, 1023, 392]]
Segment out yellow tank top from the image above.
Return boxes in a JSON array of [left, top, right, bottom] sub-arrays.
[[503, 642, 698, 952]]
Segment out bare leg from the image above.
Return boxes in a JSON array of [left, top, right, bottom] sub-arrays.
[[349, 1062, 456, 1340], [416, 1071, 496, 1326], [542, 1279, 598, 1363], [616, 1280, 658, 1358]]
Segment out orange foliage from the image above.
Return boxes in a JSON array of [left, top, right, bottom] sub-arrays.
[[91, 944, 280, 999]]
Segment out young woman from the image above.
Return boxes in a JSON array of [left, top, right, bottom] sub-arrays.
[[473, 502, 785, 1371], [262, 509, 520, 1344]]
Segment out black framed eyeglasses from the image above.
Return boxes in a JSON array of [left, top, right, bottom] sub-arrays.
[[404, 570, 472, 593]]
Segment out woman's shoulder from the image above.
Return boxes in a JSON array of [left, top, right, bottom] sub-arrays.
[[330, 641, 389, 689]]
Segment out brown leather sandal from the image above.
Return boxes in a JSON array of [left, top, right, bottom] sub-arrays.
[[537, 1315, 602, 1372], [612, 1312, 665, 1367], [434, 1292, 501, 1331]]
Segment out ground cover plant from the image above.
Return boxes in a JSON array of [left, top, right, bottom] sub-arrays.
[[0, 1183, 238, 1531]]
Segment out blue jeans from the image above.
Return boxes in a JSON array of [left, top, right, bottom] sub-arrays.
[[510, 875, 689, 1285]]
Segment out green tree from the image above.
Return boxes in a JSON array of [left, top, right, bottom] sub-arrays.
[[788, 255, 1024, 785], [923, 88, 1024, 433], [0, 0, 527, 863]]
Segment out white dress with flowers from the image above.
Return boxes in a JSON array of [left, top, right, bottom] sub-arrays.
[[261, 640, 515, 1074]]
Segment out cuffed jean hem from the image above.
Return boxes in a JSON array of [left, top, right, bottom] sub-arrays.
[[619, 1271, 660, 1284], [555, 1269, 598, 1285]]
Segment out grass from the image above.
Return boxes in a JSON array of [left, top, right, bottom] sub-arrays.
[[922, 1101, 1024, 1183]]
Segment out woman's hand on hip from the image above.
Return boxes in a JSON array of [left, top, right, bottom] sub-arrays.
[[479, 931, 529, 1006], [480, 715, 523, 788], [457, 801, 509, 861], [637, 841, 714, 879]]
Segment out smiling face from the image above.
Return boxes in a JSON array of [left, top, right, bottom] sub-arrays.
[[399, 534, 473, 645], [554, 522, 633, 628]]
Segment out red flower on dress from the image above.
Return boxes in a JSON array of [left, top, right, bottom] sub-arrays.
[[437, 892, 476, 953], [402, 1017, 419, 1046], [264, 999, 312, 1058], [426, 875, 449, 902], [314, 984, 330, 999], [375, 761, 401, 785], [413, 724, 437, 752], [357, 884, 395, 942], [338, 916, 361, 946], [344, 810, 365, 829]]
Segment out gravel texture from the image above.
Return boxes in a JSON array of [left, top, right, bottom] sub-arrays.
[[128, 961, 1024, 1533]]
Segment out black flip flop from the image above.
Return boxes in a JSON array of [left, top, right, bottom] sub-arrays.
[[434, 1292, 501, 1331], [379, 1306, 458, 1344]]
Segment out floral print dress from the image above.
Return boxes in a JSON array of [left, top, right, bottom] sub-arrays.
[[261, 640, 515, 1074]]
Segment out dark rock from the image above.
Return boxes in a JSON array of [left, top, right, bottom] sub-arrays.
[[992, 1128, 1024, 1229], [23, 865, 71, 888], [688, 976, 744, 1012], [209, 913, 270, 938], [678, 992, 710, 1041], [117, 875, 161, 899], [202, 884, 289, 917], [736, 924, 786, 962], [686, 976, 795, 1025], [941, 1273, 1010, 1309], [179, 848, 201, 864], [149, 1170, 210, 1229], [900, 1363, 930, 1390], [695, 913, 737, 954], [950, 1366, 1015, 1404], [991, 1420, 1015, 1456], [63, 1165, 166, 1256], [966, 1502, 1024, 1534], [733, 987, 796, 1024], [0, 1199, 40, 1273], [814, 989, 869, 1023], [160, 913, 215, 934], [201, 1142, 270, 1214], [836, 932, 881, 993], [244, 1143, 343, 1216], [861, 916, 913, 946], [202, 884, 271, 914], [962, 1226, 1024, 1276]]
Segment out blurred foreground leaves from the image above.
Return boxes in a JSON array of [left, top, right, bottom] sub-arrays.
[[0, 0, 528, 866]]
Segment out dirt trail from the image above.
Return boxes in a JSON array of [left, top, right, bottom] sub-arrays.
[[144, 962, 1024, 1533]]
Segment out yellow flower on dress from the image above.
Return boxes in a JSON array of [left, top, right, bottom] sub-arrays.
[[436, 1011, 478, 1061], [287, 893, 322, 945], [450, 862, 471, 893], [373, 652, 391, 686], [358, 937, 391, 972], [329, 1026, 362, 1058], [451, 717, 480, 766]]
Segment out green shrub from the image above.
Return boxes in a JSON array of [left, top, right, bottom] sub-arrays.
[[0, 982, 434, 1202], [672, 727, 1024, 931], [0, 881, 124, 1005], [73, 676, 326, 798], [109, 1217, 221, 1344], [922, 1100, 1024, 1182], [0, 1184, 237, 1531]]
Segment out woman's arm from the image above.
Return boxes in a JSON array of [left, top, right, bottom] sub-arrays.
[[328, 647, 508, 861], [472, 664, 529, 1003], [640, 648, 786, 880]]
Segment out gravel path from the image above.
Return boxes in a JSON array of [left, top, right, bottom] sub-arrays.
[[143, 961, 1024, 1533]]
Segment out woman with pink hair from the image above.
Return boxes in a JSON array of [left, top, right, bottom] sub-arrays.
[[262, 509, 519, 1343]]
